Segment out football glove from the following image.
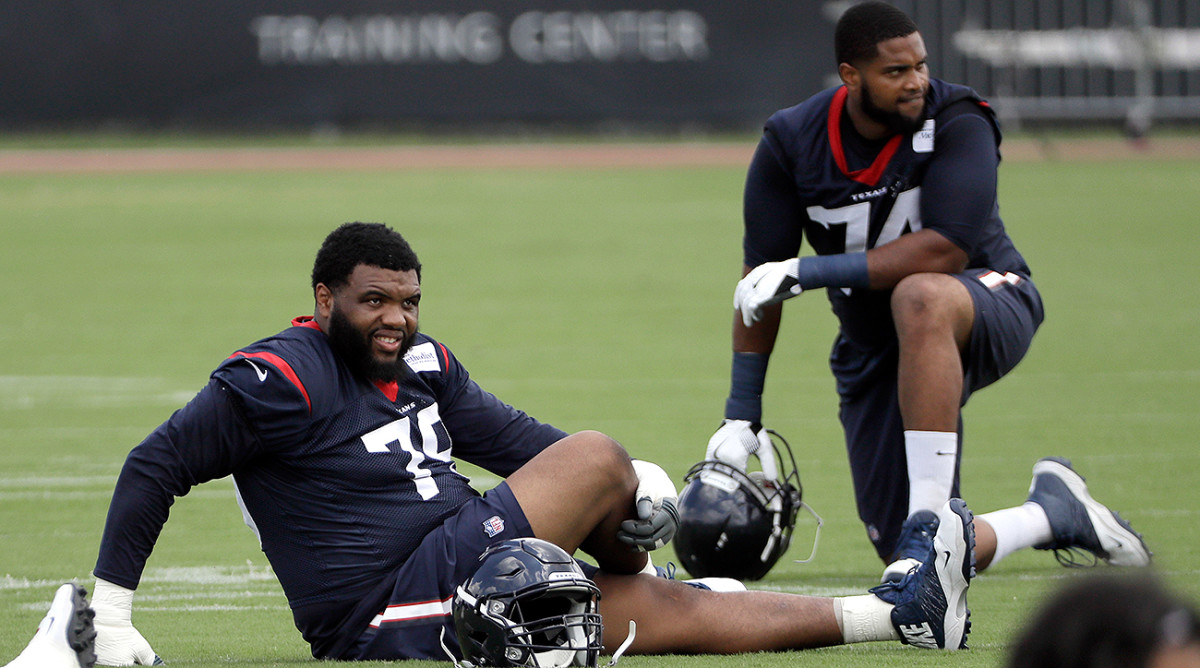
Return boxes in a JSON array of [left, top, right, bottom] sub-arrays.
[[618, 459, 679, 551], [92, 578, 163, 666], [734, 259, 802, 327], [705, 419, 768, 472]]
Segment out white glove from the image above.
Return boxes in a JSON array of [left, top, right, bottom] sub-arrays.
[[705, 419, 767, 472], [92, 578, 162, 666], [734, 259, 802, 327], [705, 421, 782, 491], [617, 460, 679, 551]]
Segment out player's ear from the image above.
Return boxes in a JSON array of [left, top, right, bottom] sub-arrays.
[[838, 62, 860, 89], [314, 283, 334, 320]]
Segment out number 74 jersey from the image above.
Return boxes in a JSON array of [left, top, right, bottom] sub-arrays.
[[96, 317, 565, 622], [744, 79, 1030, 343], [217, 319, 567, 601]]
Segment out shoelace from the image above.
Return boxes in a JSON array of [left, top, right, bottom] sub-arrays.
[[1052, 546, 1100, 568]]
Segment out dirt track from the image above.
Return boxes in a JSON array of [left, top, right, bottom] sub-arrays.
[[0, 136, 1197, 173]]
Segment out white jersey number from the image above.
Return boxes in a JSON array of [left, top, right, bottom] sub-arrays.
[[806, 187, 922, 253], [361, 405, 452, 500]]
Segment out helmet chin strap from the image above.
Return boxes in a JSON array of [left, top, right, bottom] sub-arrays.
[[602, 621, 637, 668], [440, 626, 477, 668], [791, 500, 825, 565]]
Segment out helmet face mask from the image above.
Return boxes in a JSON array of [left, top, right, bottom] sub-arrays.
[[673, 434, 804, 581], [454, 538, 603, 668]]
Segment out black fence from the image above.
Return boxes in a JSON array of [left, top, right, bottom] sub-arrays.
[[894, 0, 1200, 130], [2, 0, 1197, 131]]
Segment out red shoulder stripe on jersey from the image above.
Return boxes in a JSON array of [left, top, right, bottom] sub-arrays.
[[228, 351, 312, 412], [827, 86, 902, 187], [436, 342, 449, 370]]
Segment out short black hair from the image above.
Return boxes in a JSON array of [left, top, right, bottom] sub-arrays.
[[311, 222, 422, 290], [834, 1, 919, 67], [1009, 573, 1199, 668]]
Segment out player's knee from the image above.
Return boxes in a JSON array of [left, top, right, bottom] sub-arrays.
[[562, 431, 635, 495], [891, 273, 966, 334]]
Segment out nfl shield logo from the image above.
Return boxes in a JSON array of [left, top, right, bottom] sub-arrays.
[[482, 516, 505, 537]]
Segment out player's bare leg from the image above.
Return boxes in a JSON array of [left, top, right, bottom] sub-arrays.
[[890, 272, 973, 432], [595, 498, 977, 653], [887, 273, 1002, 574], [593, 572, 842, 653], [506, 431, 646, 575]]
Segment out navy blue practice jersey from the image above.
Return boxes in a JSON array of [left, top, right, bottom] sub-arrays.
[[94, 317, 567, 651], [743, 79, 1030, 345]]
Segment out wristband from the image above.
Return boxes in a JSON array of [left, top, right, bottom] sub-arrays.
[[796, 252, 870, 290], [724, 352, 768, 423]]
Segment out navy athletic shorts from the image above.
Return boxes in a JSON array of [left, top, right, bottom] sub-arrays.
[[336, 482, 535, 661], [831, 269, 1043, 561]]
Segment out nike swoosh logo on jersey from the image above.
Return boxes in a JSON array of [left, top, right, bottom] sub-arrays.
[[245, 359, 269, 382], [936, 450, 955, 456]]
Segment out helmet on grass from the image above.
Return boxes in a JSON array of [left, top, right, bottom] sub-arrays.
[[673, 430, 805, 581], [453, 538, 602, 667]]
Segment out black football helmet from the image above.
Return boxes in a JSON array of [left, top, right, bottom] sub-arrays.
[[673, 430, 806, 581], [453, 538, 603, 668]]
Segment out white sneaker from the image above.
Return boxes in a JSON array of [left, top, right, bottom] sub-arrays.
[[1026, 457, 1152, 567], [869, 499, 976, 650], [880, 509, 940, 583], [5, 583, 96, 668]]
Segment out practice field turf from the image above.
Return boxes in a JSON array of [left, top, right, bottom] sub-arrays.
[[1, 139, 1198, 667]]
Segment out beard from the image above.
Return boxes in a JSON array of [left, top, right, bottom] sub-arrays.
[[861, 81, 927, 136], [326, 307, 415, 383]]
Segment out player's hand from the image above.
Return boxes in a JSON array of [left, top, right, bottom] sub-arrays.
[[92, 578, 164, 666], [705, 419, 765, 472], [618, 460, 679, 551], [734, 259, 802, 327]]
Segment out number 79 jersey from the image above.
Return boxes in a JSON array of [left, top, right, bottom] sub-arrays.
[[744, 79, 1030, 345]]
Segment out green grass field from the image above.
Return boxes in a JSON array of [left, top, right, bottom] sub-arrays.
[[1, 141, 1198, 667]]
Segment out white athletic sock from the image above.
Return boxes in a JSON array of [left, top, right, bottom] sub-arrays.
[[834, 595, 900, 644], [904, 430, 958, 515], [979, 502, 1053, 566]]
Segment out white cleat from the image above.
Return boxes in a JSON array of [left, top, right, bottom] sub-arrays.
[[870, 499, 976, 650], [5, 583, 96, 668], [1027, 457, 1152, 567]]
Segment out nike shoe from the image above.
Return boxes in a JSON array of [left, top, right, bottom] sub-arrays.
[[654, 563, 746, 592], [881, 509, 940, 583], [5, 583, 97, 668], [870, 499, 975, 650], [1026, 456, 1152, 567]]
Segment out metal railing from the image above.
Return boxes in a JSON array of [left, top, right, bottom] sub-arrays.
[[870, 0, 1200, 129]]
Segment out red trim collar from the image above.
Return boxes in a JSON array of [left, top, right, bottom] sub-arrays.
[[290, 315, 403, 401], [374, 380, 400, 402], [828, 86, 902, 187], [292, 316, 322, 331]]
